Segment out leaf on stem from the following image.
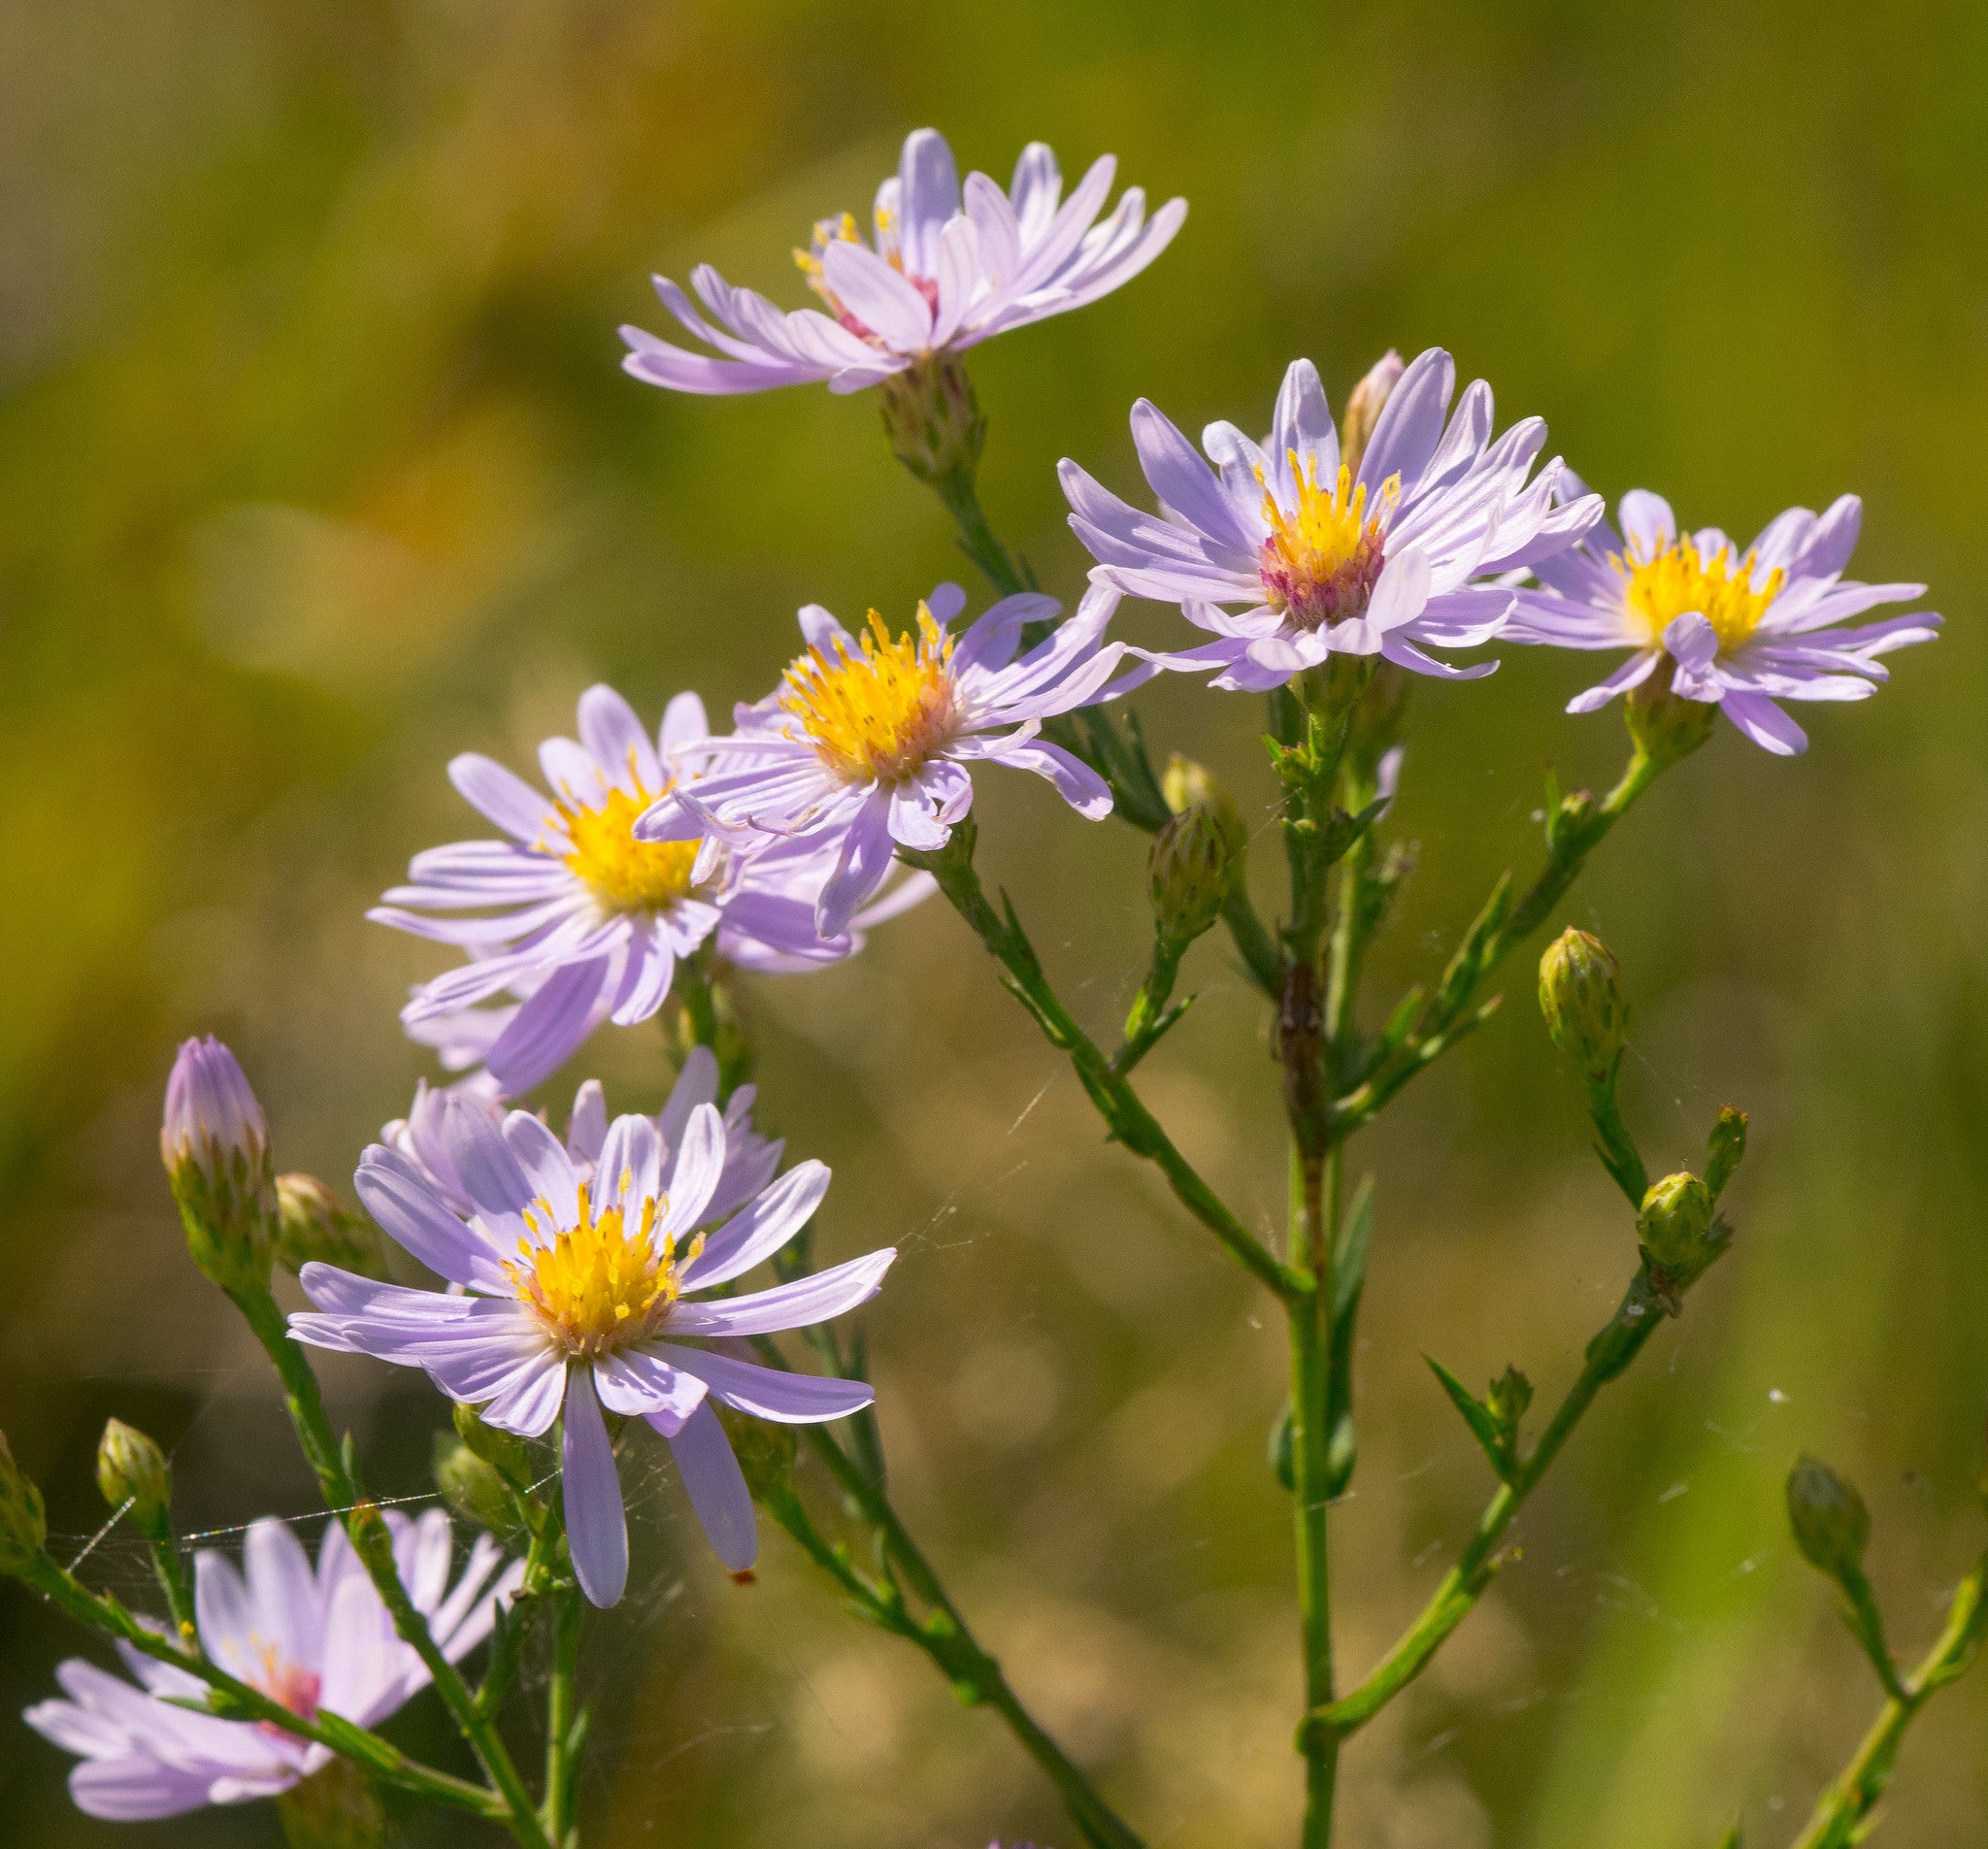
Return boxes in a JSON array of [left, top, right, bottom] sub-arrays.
[[1426, 1357, 1525, 1483]]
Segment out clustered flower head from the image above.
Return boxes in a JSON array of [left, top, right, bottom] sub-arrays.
[[637, 581, 1141, 935], [290, 1086, 889, 1606], [620, 127, 1184, 398], [25, 1513, 516, 1820], [1505, 487, 1939, 753], [1060, 349, 1601, 689]]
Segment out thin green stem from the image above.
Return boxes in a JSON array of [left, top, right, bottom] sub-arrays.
[[933, 469, 1029, 598], [137, 1524, 199, 1651], [543, 1586, 583, 1846], [21, 1553, 510, 1821], [1313, 1271, 1673, 1735], [228, 1283, 554, 1849], [1331, 744, 1670, 1135], [1789, 1552, 1987, 1849], [1288, 1145, 1339, 1846], [784, 1415, 1146, 1849], [904, 826, 1300, 1303]]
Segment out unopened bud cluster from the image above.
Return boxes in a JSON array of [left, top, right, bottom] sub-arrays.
[[1539, 928, 1628, 1087], [276, 1174, 387, 1280], [96, 1419, 172, 1529], [1786, 1453, 1872, 1583], [161, 1037, 276, 1295], [1148, 808, 1233, 945]]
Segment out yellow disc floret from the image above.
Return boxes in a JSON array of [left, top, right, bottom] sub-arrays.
[[506, 1181, 702, 1361], [560, 785, 700, 914], [1618, 535, 1783, 656], [779, 606, 960, 785], [1257, 453, 1396, 631]]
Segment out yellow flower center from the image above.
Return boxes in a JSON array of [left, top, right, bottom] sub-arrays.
[[1618, 535, 1784, 655], [559, 785, 700, 914], [779, 607, 960, 785], [505, 1181, 703, 1361], [1257, 454, 1396, 631]]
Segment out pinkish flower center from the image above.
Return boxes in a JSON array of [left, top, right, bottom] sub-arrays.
[[1257, 453, 1396, 632], [793, 211, 939, 346], [250, 1641, 322, 1735]]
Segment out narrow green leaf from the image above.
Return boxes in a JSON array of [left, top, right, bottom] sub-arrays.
[[1333, 1176, 1375, 1333], [1425, 1355, 1508, 1476]]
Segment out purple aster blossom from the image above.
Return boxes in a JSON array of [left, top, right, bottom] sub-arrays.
[[160, 1037, 268, 1180], [400, 849, 935, 1098], [384, 1046, 782, 1232], [619, 128, 1185, 397], [1504, 486, 1940, 755], [373, 686, 876, 1097], [1059, 349, 1602, 691], [290, 1097, 888, 1607], [635, 581, 1138, 937], [24, 1512, 515, 1822]]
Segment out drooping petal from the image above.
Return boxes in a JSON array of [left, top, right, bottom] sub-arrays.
[[562, 1369, 629, 1608], [664, 1401, 757, 1570]]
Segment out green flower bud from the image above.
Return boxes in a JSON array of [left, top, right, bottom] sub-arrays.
[[713, 1403, 796, 1505], [433, 1436, 523, 1543], [1161, 754, 1248, 857], [1705, 1106, 1748, 1202], [1539, 928, 1629, 1087], [1625, 675, 1717, 770], [161, 1037, 276, 1295], [276, 1757, 389, 1849], [1486, 1365, 1534, 1435], [0, 1430, 48, 1576], [1148, 808, 1232, 946], [453, 1402, 532, 1487], [1340, 349, 1404, 482], [1786, 1453, 1871, 1583], [274, 1174, 388, 1280], [877, 352, 985, 487], [1637, 1171, 1717, 1274], [96, 1419, 172, 1529]]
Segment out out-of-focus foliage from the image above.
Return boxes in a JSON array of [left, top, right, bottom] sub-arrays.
[[2, 2, 1984, 1845]]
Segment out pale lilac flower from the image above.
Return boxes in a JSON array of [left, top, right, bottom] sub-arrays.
[[1505, 487, 1940, 754], [385, 1046, 781, 1232], [291, 1098, 887, 1606], [24, 1513, 514, 1822], [1060, 350, 1601, 690], [399, 847, 935, 1098], [374, 687, 874, 1096], [160, 1037, 268, 1180], [636, 582, 1136, 936], [620, 128, 1184, 397]]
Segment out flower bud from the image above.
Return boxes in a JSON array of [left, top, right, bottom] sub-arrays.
[[1705, 1106, 1747, 1201], [453, 1401, 532, 1486], [1161, 754, 1248, 860], [276, 1756, 389, 1849], [1340, 349, 1404, 481], [877, 352, 985, 486], [433, 1436, 523, 1542], [1486, 1365, 1533, 1434], [1786, 1453, 1871, 1583], [1637, 1171, 1717, 1274], [1148, 808, 1233, 946], [1625, 675, 1718, 770], [275, 1174, 388, 1280], [0, 1430, 48, 1576], [161, 1037, 275, 1295], [713, 1403, 796, 1504], [96, 1419, 172, 1529], [1539, 929, 1629, 1087]]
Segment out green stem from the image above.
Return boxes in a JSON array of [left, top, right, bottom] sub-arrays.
[[932, 467, 1029, 597], [904, 826, 1300, 1303], [1114, 935, 1187, 1073], [1313, 1271, 1672, 1735], [228, 1284, 554, 1849], [1789, 1553, 1988, 1849], [1331, 744, 1668, 1135], [543, 1586, 583, 1846], [138, 1523, 199, 1652], [790, 1419, 1145, 1849], [1289, 1140, 1339, 1846], [22, 1554, 509, 1821]]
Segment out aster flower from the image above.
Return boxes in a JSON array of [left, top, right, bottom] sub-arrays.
[[160, 1037, 277, 1294], [1504, 487, 1940, 754], [619, 128, 1184, 398], [24, 1512, 515, 1822], [375, 686, 901, 1097], [385, 1047, 781, 1233], [290, 1096, 888, 1606], [636, 582, 1136, 937], [1059, 349, 1601, 691]]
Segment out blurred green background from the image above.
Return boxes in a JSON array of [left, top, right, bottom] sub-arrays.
[[3, 0, 1985, 1844]]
